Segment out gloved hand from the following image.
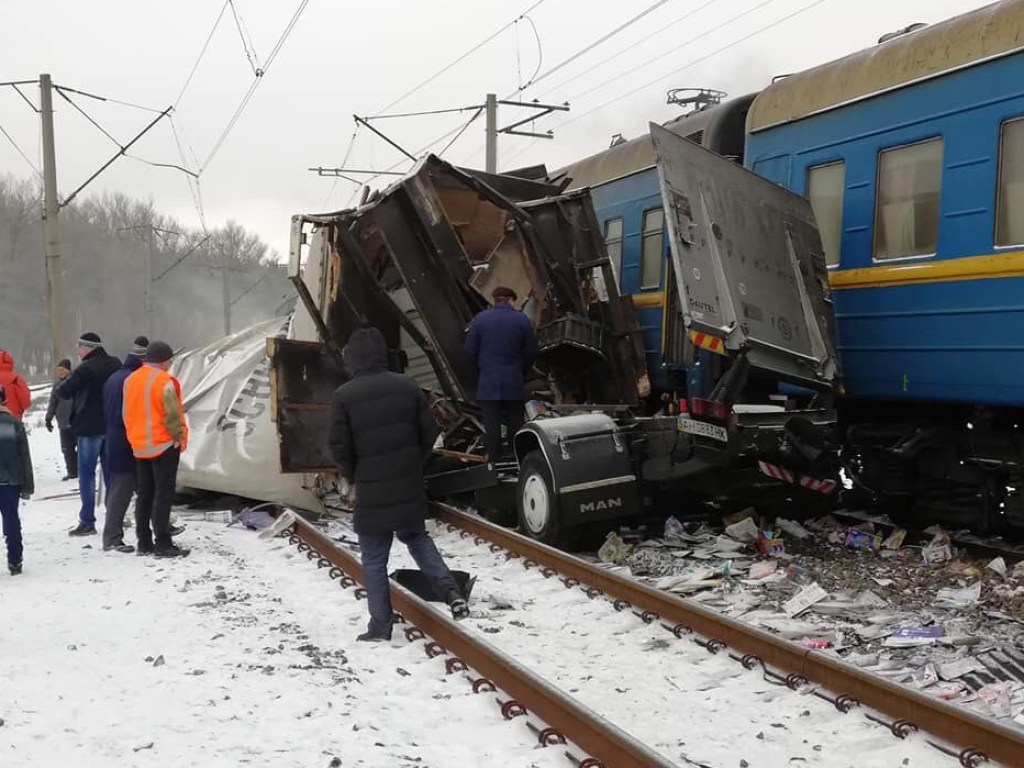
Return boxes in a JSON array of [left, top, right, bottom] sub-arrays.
[[45, 420, 53, 433], [20, 491, 30, 501]]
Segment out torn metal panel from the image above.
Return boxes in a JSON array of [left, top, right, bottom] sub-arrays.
[[650, 122, 839, 389], [266, 337, 346, 473]]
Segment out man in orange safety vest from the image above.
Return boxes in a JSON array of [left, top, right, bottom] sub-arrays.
[[122, 340, 189, 559]]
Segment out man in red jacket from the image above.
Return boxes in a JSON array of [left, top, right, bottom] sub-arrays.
[[0, 350, 31, 421]]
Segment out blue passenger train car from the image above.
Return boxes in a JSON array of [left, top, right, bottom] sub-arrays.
[[561, 0, 1024, 531], [745, 0, 1024, 529]]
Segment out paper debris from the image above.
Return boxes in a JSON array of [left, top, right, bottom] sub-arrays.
[[757, 530, 786, 558], [724, 517, 759, 543], [721, 507, 756, 527], [977, 681, 1018, 719], [775, 518, 812, 540], [884, 626, 944, 647], [844, 528, 881, 552], [1013, 561, 1024, 580], [934, 582, 982, 609], [922, 532, 953, 564], [986, 557, 1007, 578], [871, 578, 894, 587], [799, 636, 832, 650], [747, 560, 779, 580], [598, 532, 632, 565], [938, 657, 985, 680], [784, 583, 828, 617], [881, 528, 907, 550], [664, 516, 685, 539]]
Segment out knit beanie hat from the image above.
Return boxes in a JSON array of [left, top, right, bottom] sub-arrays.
[[130, 336, 150, 357], [77, 332, 102, 350], [145, 340, 175, 364]]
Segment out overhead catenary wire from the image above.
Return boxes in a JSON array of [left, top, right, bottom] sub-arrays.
[[200, 0, 313, 171], [570, 0, 786, 104], [373, 0, 548, 117], [439, 107, 485, 157], [509, 0, 675, 97], [0, 120, 42, 178], [175, 0, 231, 108], [539, 0, 725, 98], [501, 0, 835, 167], [228, 0, 262, 76]]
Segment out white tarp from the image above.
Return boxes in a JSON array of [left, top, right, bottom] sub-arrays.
[[171, 316, 323, 512]]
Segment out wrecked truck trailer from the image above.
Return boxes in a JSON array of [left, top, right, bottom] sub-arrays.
[[269, 141, 841, 545]]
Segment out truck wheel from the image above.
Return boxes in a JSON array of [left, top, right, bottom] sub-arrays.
[[516, 451, 562, 545]]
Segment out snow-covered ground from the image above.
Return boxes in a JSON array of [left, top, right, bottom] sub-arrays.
[[1, 413, 999, 768], [1, 419, 565, 768]]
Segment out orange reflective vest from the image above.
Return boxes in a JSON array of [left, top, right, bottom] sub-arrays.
[[123, 365, 189, 459]]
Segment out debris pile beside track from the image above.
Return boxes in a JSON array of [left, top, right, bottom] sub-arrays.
[[593, 510, 1024, 728]]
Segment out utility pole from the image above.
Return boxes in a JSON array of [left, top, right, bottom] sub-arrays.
[[146, 225, 154, 338], [221, 247, 231, 336], [39, 73, 66, 366], [312, 96, 568, 182], [485, 93, 498, 173]]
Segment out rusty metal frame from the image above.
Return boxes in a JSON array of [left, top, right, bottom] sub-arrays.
[[286, 515, 677, 768], [434, 504, 1024, 766]]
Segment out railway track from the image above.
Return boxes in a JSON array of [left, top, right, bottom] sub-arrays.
[[280, 514, 678, 768], [427, 504, 1024, 767], [275, 505, 1024, 767]]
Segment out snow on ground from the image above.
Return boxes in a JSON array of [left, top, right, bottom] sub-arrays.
[[1, 421, 565, 768], [414, 524, 977, 768]]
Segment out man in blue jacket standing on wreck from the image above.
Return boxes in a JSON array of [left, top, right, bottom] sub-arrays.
[[465, 286, 537, 462]]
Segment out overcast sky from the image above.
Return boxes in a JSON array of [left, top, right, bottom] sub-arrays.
[[0, 0, 997, 259]]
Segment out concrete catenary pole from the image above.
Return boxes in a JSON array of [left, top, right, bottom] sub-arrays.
[[484, 93, 498, 174], [39, 73, 66, 366]]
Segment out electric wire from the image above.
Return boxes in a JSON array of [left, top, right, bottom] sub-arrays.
[[501, 0, 835, 167], [510, 0, 675, 96], [539, 0, 724, 98], [229, 0, 262, 76], [373, 0, 547, 116], [0, 120, 42, 178], [200, 0, 313, 171], [175, 0, 231, 107], [439, 107, 485, 157], [570, 0, 786, 104]]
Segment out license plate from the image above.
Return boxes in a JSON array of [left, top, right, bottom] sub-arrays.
[[677, 416, 729, 443]]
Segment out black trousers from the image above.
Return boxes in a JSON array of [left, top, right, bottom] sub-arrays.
[[59, 427, 78, 478], [135, 449, 180, 548], [480, 400, 525, 461]]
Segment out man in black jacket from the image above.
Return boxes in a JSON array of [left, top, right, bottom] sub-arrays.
[[327, 327, 469, 642], [0, 384, 34, 575], [45, 358, 78, 481], [57, 332, 121, 536]]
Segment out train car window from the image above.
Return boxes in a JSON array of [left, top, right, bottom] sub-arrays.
[[996, 117, 1024, 247], [641, 208, 664, 289], [807, 162, 845, 268], [604, 217, 624, 282], [873, 138, 943, 260]]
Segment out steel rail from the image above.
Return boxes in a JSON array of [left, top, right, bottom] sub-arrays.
[[286, 515, 678, 768], [434, 504, 1024, 767]]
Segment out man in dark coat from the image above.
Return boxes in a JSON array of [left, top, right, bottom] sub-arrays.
[[0, 384, 34, 575], [45, 358, 78, 480], [327, 326, 469, 642], [464, 286, 537, 461], [100, 336, 148, 553], [57, 332, 121, 536]]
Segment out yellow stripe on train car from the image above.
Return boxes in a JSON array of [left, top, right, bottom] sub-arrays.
[[689, 330, 727, 355], [828, 251, 1024, 290]]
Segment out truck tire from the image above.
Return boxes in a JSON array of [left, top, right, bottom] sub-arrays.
[[516, 451, 563, 545]]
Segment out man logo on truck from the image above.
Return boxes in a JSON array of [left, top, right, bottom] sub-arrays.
[[579, 498, 623, 513]]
